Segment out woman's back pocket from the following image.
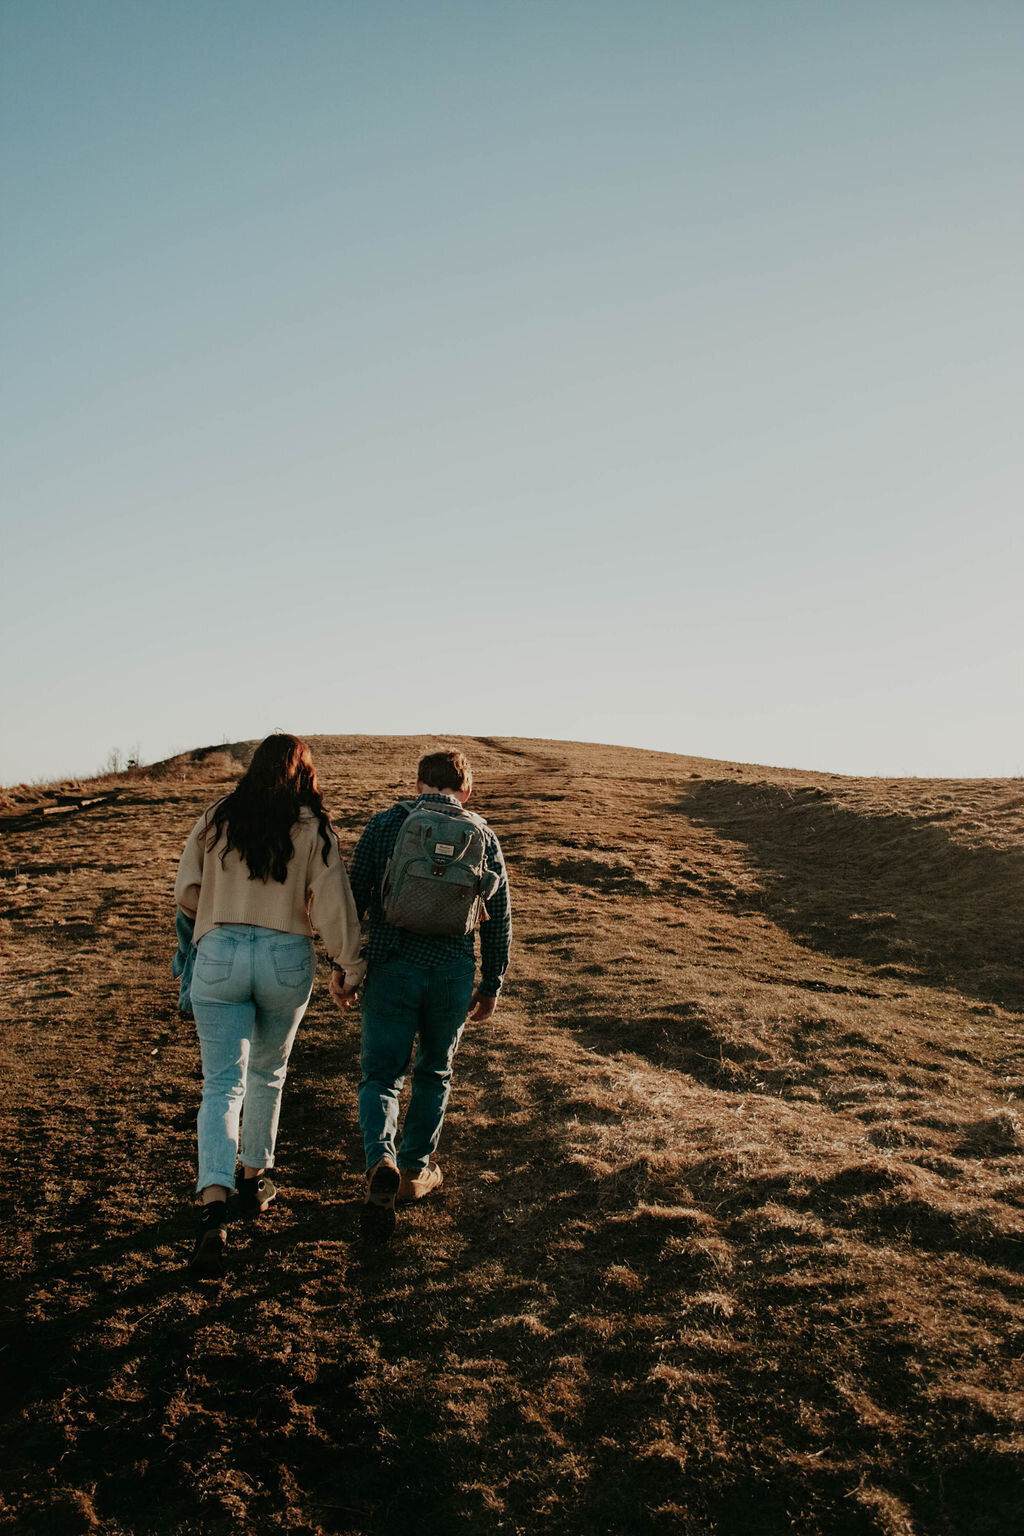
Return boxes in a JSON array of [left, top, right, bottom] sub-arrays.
[[270, 937, 314, 988], [195, 931, 239, 986]]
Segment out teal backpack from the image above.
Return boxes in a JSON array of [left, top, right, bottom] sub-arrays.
[[382, 801, 500, 937]]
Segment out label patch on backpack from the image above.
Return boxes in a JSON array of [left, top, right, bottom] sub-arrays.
[[434, 843, 455, 856]]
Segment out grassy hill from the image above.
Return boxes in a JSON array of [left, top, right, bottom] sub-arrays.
[[1, 735, 1022, 1535]]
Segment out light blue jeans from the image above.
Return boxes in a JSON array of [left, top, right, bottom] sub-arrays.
[[190, 924, 315, 1193], [358, 955, 476, 1173]]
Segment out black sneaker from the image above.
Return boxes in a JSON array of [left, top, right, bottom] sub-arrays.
[[190, 1200, 228, 1278], [361, 1158, 400, 1243], [237, 1173, 277, 1216]]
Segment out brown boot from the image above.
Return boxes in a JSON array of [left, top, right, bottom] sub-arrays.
[[361, 1157, 400, 1242], [397, 1163, 443, 1203]]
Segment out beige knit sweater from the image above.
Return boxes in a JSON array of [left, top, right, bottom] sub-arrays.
[[174, 805, 366, 987]]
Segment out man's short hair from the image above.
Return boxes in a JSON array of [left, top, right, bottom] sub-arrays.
[[418, 749, 473, 794]]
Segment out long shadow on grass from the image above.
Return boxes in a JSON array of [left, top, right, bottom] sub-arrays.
[[355, 1025, 1021, 1536], [0, 1214, 387, 1535], [678, 781, 1024, 1012], [0, 1009, 427, 1536]]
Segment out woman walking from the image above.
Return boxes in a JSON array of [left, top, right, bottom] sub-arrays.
[[174, 733, 364, 1276]]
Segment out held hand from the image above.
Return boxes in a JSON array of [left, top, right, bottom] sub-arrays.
[[468, 989, 497, 1023], [329, 969, 358, 1011]]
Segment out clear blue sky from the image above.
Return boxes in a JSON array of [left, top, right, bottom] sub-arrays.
[[3, 0, 1021, 784]]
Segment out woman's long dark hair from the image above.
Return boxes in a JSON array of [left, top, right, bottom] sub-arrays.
[[207, 734, 333, 882]]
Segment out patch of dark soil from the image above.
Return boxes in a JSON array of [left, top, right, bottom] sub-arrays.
[[526, 853, 650, 895], [957, 1110, 1024, 1157], [774, 976, 885, 998], [796, 1165, 1023, 1268], [473, 737, 536, 759], [577, 1005, 767, 1087]]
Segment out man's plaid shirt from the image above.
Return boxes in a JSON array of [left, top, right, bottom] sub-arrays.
[[347, 793, 512, 996]]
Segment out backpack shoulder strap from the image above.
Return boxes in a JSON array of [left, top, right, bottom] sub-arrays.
[[398, 798, 487, 829]]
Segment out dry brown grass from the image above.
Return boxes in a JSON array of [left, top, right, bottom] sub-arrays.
[[1, 735, 1023, 1534]]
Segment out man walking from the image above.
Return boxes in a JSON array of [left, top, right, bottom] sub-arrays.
[[331, 749, 511, 1239]]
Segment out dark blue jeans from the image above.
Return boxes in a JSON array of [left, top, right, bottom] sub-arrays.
[[358, 955, 475, 1173]]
